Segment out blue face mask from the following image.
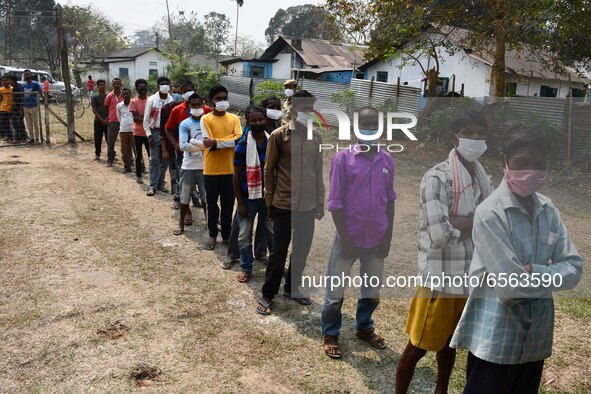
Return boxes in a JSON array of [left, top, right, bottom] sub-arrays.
[[172, 93, 183, 103], [357, 129, 381, 146]]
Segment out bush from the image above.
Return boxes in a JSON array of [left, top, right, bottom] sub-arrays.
[[252, 80, 285, 106], [331, 89, 356, 117], [167, 59, 222, 98]]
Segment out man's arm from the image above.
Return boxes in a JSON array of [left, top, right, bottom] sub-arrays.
[[315, 134, 325, 216], [422, 176, 462, 249], [264, 132, 279, 207], [178, 124, 202, 153], [116, 104, 122, 123], [143, 97, 153, 137], [213, 116, 243, 149]]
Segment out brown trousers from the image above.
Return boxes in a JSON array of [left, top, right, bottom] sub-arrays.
[[119, 132, 134, 169]]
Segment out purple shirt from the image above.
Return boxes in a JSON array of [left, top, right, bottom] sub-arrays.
[[328, 146, 397, 248]]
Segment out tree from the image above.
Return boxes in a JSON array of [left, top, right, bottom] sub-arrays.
[[62, 5, 126, 86], [132, 29, 157, 48], [165, 11, 208, 61], [204, 12, 231, 69], [229, 35, 265, 58], [324, 0, 376, 44], [231, 0, 244, 56], [264, 5, 342, 45], [328, 0, 591, 97]]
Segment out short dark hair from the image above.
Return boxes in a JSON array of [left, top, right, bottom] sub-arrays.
[[292, 90, 314, 98], [112, 77, 121, 82], [209, 84, 228, 100], [135, 78, 147, 89], [97, 79, 106, 86], [23, 69, 31, 73], [245, 105, 266, 122], [449, 110, 488, 134], [122, 87, 131, 93], [88, 75, 92, 79], [171, 82, 181, 89], [501, 124, 551, 159], [261, 95, 280, 108], [7, 75, 18, 83], [157, 76, 171, 85], [181, 80, 195, 90], [188, 93, 202, 102]]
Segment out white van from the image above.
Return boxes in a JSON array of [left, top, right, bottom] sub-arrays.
[[0, 66, 79, 96]]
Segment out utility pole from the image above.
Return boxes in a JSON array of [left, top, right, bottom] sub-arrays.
[[56, 4, 75, 144], [234, 2, 240, 56], [166, 0, 173, 45], [3, 8, 8, 65]]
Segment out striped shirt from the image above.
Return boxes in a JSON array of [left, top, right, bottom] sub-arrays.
[[417, 156, 490, 294], [450, 180, 583, 364]]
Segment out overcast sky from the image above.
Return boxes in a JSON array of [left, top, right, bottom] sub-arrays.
[[56, 0, 322, 46]]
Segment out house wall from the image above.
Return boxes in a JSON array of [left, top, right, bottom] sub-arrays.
[[108, 51, 170, 85], [87, 65, 109, 82], [273, 52, 292, 80], [509, 77, 586, 98], [320, 71, 353, 84], [243, 62, 273, 79], [224, 62, 244, 76]]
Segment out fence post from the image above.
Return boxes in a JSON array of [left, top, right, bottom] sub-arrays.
[[37, 94, 44, 143], [368, 77, 374, 105], [44, 92, 51, 143], [249, 78, 254, 105], [567, 74, 573, 161]]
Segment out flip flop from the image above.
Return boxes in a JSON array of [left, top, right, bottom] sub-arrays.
[[204, 241, 216, 250], [184, 216, 193, 226], [173, 228, 185, 236], [283, 293, 312, 305], [256, 298, 272, 316], [237, 272, 251, 283]]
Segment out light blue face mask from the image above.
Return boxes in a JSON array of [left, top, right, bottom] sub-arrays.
[[172, 93, 183, 103], [357, 129, 381, 146]]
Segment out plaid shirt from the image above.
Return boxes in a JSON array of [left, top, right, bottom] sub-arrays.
[[450, 180, 583, 364], [417, 158, 488, 294]]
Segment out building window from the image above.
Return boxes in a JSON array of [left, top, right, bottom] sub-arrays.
[[540, 85, 558, 97], [119, 68, 129, 78], [249, 66, 265, 78], [149, 62, 158, 67], [149, 69, 158, 77], [376, 71, 388, 83], [506, 82, 517, 97], [571, 88, 586, 97], [355, 72, 365, 79]]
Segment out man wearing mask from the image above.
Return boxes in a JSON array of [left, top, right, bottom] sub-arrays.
[[143, 76, 173, 196], [21, 70, 42, 144], [322, 106, 396, 359], [257, 90, 325, 315], [104, 78, 124, 167], [201, 85, 242, 251], [396, 110, 493, 394], [130, 79, 149, 183], [281, 79, 297, 126], [160, 82, 184, 206], [451, 125, 582, 394]]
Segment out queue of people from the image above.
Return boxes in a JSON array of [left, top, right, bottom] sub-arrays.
[[86, 75, 583, 393], [0, 70, 43, 144]]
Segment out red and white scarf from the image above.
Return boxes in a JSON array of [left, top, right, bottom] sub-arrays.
[[246, 131, 269, 199]]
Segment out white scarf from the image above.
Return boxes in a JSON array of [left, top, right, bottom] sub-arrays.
[[246, 131, 269, 200], [449, 149, 493, 216]]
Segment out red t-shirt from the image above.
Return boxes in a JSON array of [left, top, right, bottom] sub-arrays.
[[104, 91, 124, 123], [165, 102, 212, 143], [129, 97, 148, 137], [86, 79, 95, 91]]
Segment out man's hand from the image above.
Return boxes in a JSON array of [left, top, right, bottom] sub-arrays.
[[315, 206, 324, 220], [267, 206, 275, 221], [101, 118, 108, 126], [523, 262, 533, 274], [376, 239, 391, 259], [341, 238, 358, 259], [238, 204, 248, 219], [148, 135, 155, 147], [203, 138, 216, 149]]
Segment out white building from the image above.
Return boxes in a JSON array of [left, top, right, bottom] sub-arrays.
[[360, 26, 589, 99], [81, 48, 170, 84]]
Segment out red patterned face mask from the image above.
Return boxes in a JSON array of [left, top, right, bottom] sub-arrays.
[[504, 167, 548, 197]]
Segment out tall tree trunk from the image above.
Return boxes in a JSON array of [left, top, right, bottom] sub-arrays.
[[491, 0, 507, 97]]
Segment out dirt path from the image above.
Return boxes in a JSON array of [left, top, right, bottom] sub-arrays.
[[0, 143, 589, 393]]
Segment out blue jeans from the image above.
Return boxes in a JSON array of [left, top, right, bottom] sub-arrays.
[[321, 237, 384, 337], [238, 199, 274, 273], [148, 129, 166, 189]]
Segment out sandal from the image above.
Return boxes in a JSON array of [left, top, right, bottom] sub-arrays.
[[237, 271, 251, 283], [221, 259, 234, 270], [356, 328, 387, 349], [324, 335, 342, 359], [173, 228, 185, 236], [256, 297, 272, 315], [283, 293, 312, 305], [204, 239, 216, 250]]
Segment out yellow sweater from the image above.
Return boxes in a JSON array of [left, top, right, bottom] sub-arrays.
[[200, 112, 242, 175]]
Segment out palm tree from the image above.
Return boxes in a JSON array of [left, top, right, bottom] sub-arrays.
[[232, 0, 244, 56]]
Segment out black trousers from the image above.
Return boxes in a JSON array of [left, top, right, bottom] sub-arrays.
[[228, 210, 269, 260], [94, 120, 108, 157], [0, 111, 10, 138], [464, 352, 544, 394], [262, 207, 315, 299], [134, 135, 149, 178], [204, 175, 234, 240], [11, 112, 27, 140]]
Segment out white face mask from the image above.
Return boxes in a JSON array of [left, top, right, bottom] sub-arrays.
[[284, 88, 294, 97], [190, 108, 204, 118], [456, 137, 487, 162], [182, 91, 195, 101], [266, 109, 283, 120], [159, 84, 170, 94], [295, 112, 313, 126], [215, 100, 230, 112]]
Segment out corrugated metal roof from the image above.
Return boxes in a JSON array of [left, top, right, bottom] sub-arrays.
[[104, 47, 156, 60], [261, 36, 366, 69]]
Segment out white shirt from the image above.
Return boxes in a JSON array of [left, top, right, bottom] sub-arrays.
[[142, 92, 172, 137], [116, 101, 133, 133], [179, 117, 204, 170]]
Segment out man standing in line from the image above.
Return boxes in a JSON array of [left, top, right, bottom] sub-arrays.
[[21, 70, 42, 144], [91, 79, 108, 160], [281, 79, 297, 126], [143, 76, 173, 196], [104, 78, 123, 167], [116, 87, 134, 173], [8, 75, 27, 144]]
